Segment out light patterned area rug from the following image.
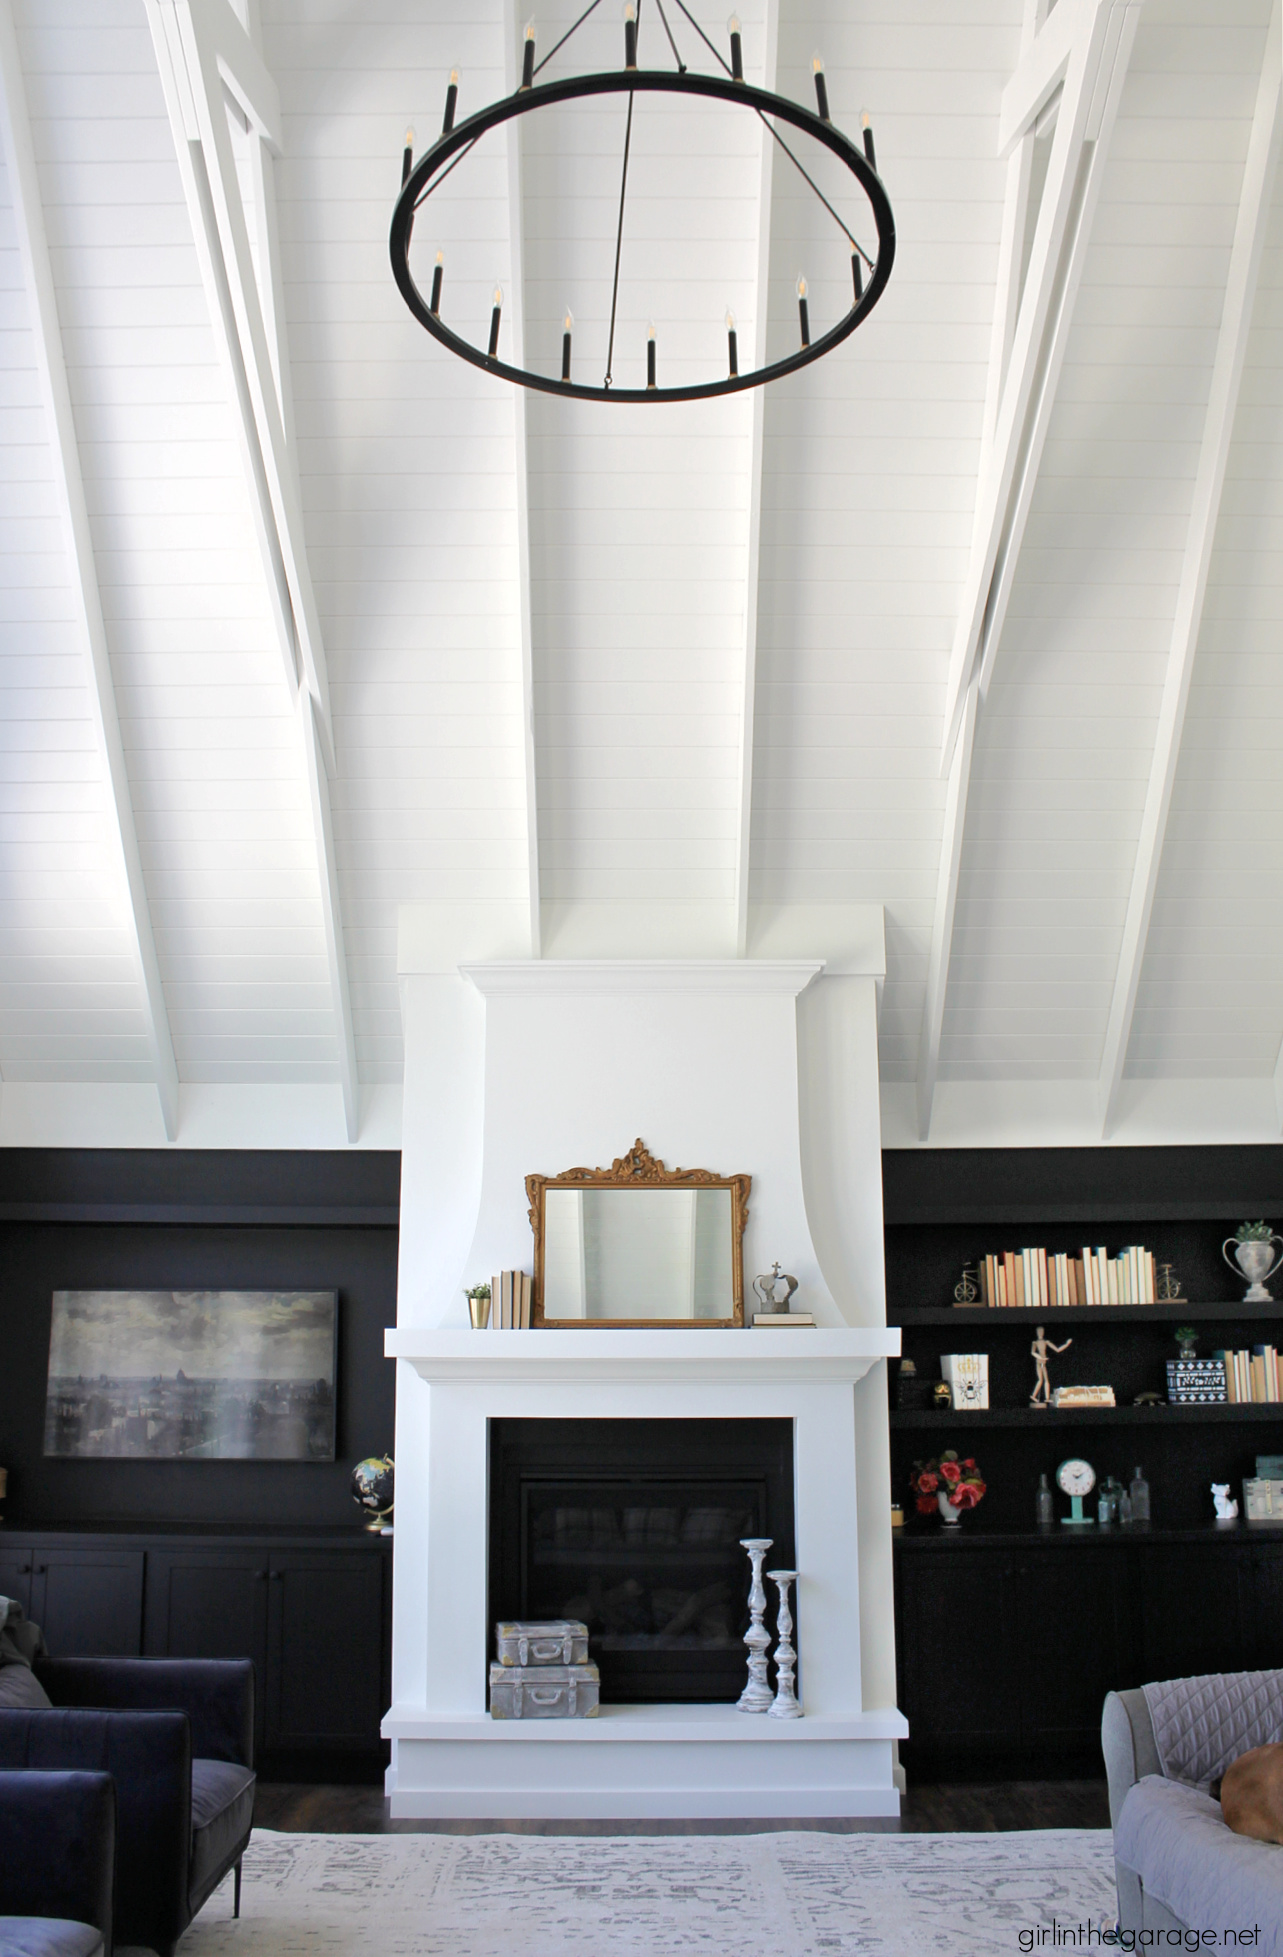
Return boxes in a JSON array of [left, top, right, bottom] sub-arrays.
[[180, 1826, 1118, 1956]]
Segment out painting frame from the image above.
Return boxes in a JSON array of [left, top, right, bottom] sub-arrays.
[[43, 1289, 339, 1463]]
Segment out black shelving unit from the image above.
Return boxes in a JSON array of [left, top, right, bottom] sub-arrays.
[[883, 1146, 1283, 1778]]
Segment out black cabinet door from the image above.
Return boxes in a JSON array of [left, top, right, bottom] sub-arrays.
[[1136, 1544, 1248, 1680], [33, 1550, 144, 1657], [265, 1551, 384, 1750], [0, 1548, 33, 1615], [1013, 1549, 1129, 1753], [1246, 1547, 1283, 1669], [144, 1550, 270, 1745], [897, 1548, 1021, 1754]]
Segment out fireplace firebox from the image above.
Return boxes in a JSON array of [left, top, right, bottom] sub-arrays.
[[488, 1418, 797, 1704]]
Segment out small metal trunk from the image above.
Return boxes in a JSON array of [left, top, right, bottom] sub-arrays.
[[494, 1619, 589, 1667], [488, 1660, 600, 1719]]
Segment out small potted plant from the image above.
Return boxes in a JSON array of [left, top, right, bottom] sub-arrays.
[[1174, 1325, 1198, 1360], [464, 1283, 492, 1330], [910, 1451, 987, 1527]]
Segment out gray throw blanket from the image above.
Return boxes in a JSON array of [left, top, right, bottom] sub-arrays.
[[0, 1596, 46, 1670], [1142, 1670, 1283, 1788]]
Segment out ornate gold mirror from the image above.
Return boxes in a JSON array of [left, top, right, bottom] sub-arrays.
[[527, 1140, 750, 1328]]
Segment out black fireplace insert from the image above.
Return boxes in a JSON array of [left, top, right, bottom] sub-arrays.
[[488, 1417, 796, 1704]]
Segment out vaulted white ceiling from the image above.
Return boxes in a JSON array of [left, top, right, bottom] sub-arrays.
[[0, 0, 1279, 1148]]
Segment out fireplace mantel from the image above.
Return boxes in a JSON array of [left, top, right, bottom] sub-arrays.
[[385, 1326, 899, 1384]]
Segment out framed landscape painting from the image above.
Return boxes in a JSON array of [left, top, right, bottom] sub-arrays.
[[44, 1290, 338, 1462]]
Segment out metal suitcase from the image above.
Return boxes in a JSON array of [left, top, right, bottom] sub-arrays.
[[494, 1619, 589, 1667], [488, 1660, 600, 1719]]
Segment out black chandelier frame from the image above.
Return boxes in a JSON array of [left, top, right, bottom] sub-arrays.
[[389, 66, 896, 405]]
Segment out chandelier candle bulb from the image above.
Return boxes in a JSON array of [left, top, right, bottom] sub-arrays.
[[796, 274, 810, 348], [429, 250, 443, 315], [726, 308, 738, 377], [401, 127, 414, 187], [521, 20, 536, 90], [443, 69, 459, 133], [646, 319, 656, 388], [851, 252, 863, 301], [561, 310, 573, 382], [861, 110, 876, 171], [812, 55, 830, 122], [624, 1, 637, 70], [488, 284, 502, 360], [728, 13, 743, 81]]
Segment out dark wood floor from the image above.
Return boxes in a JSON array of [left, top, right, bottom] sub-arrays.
[[253, 1778, 1111, 1835]]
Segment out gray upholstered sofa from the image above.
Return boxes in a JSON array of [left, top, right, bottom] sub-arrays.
[[1103, 1672, 1283, 1949]]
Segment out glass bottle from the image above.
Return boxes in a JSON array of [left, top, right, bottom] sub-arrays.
[[1129, 1465, 1151, 1523], [1036, 1471, 1055, 1528]]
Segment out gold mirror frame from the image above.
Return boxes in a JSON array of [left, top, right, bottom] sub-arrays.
[[527, 1139, 750, 1329]]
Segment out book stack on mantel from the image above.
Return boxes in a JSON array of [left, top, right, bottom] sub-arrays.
[[969, 1245, 1162, 1308], [491, 1270, 533, 1329]]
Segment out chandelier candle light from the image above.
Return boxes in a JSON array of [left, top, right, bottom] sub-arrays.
[[646, 319, 656, 389], [391, 9, 895, 404], [561, 310, 573, 383]]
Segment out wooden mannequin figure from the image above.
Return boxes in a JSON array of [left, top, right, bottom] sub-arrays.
[[1030, 1325, 1072, 1407]]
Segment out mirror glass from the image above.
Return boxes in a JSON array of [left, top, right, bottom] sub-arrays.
[[542, 1186, 734, 1321]]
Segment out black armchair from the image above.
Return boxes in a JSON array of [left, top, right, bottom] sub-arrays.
[[0, 1768, 115, 1957], [0, 1659, 255, 1957]]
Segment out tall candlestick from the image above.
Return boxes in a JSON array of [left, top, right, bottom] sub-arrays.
[[726, 307, 738, 377], [767, 1569, 803, 1718], [521, 19, 536, 90], [646, 319, 656, 389], [430, 250, 443, 315], [624, 0, 637, 70], [728, 12, 743, 81], [736, 1538, 774, 1713], [812, 54, 829, 121], [561, 309, 573, 383], [851, 253, 863, 302], [796, 274, 810, 349], [861, 110, 876, 171], [488, 284, 502, 360], [401, 126, 414, 187], [443, 68, 459, 133]]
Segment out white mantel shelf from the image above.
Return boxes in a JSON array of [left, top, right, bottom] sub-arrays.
[[385, 1326, 900, 1383], [384, 1702, 908, 1742]]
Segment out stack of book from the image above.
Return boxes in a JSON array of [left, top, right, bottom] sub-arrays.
[[1050, 1385, 1116, 1408], [1215, 1346, 1281, 1404], [973, 1245, 1160, 1308], [491, 1269, 533, 1329]]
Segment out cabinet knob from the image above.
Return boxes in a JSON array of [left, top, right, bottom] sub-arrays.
[[19, 1564, 31, 1576], [270, 1570, 282, 1581], [34, 1565, 46, 1576], [255, 1569, 267, 1581]]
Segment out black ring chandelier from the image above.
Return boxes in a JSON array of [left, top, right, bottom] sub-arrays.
[[389, 2, 896, 404]]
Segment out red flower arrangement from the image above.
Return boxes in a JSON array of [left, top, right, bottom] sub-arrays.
[[909, 1451, 986, 1516]]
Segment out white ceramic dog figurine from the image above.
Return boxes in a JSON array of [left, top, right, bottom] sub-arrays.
[[1212, 1483, 1239, 1520]]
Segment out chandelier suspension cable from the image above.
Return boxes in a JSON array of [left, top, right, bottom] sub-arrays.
[[533, 0, 607, 78], [604, 0, 642, 387], [652, 0, 687, 73], [669, 0, 873, 266]]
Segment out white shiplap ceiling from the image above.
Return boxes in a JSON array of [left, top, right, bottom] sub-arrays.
[[0, 0, 1280, 1149]]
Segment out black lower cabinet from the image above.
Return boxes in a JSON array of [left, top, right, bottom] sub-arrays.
[[5, 1531, 390, 1782], [895, 1527, 1283, 1778]]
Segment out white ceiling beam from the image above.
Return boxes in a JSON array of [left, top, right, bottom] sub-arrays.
[[916, 680, 979, 1139], [1102, 0, 1283, 1138], [504, 0, 542, 958], [915, 0, 1138, 1137], [0, 0, 180, 1138], [145, 0, 359, 1136], [939, 0, 1142, 763], [733, 0, 778, 957]]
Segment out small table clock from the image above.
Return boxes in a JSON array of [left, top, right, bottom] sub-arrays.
[[1057, 1456, 1096, 1527]]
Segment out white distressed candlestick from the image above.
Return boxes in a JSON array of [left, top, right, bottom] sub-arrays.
[[736, 1537, 774, 1713], [767, 1568, 802, 1718]]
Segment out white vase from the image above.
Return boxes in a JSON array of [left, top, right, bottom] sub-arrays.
[[937, 1490, 961, 1526]]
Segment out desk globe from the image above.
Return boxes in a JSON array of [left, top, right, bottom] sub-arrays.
[[351, 1454, 394, 1533]]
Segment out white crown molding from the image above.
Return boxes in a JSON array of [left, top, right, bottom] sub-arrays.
[[458, 960, 825, 999]]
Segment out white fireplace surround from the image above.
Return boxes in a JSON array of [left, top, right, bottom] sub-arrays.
[[388, 949, 903, 1817]]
